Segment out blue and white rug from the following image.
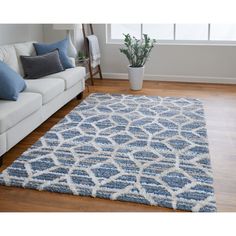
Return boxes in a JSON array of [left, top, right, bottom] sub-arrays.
[[0, 93, 216, 212]]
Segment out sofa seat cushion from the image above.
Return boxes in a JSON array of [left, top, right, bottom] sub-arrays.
[[25, 78, 65, 105], [45, 67, 85, 89], [0, 93, 42, 134]]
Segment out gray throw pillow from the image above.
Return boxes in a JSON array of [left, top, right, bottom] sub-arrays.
[[20, 49, 64, 79]]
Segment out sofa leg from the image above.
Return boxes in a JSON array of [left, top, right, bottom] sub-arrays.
[[77, 91, 83, 100]]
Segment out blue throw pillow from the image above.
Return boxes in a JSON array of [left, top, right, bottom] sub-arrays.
[[33, 38, 74, 69], [0, 61, 26, 101]]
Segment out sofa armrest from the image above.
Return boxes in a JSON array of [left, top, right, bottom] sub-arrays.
[[68, 57, 76, 67]]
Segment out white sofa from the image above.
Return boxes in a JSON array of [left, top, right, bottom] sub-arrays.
[[0, 41, 85, 160]]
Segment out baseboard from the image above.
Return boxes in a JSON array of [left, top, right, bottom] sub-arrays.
[[101, 73, 236, 84]]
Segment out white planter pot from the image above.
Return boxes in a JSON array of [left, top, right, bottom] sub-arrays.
[[128, 66, 144, 90]]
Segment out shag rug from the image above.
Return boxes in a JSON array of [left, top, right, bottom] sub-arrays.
[[0, 93, 216, 212]]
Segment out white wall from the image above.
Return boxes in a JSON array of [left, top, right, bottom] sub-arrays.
[[0, 24, 84, 52], [43, 24, 84, 51], [0, 24, 43, 45], [94, 24, 236, 83], [43, 24, 67, 43]]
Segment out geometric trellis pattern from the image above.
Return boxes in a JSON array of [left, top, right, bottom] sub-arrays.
[[0, 93, 216, 212]]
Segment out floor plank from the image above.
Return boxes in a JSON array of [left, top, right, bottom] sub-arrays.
[[0, 79, 236, 212]]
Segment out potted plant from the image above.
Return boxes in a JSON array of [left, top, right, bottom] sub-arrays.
[[77, 51, 87, 62], [76, 51, 89, 67], [120, 34, 156, 90]]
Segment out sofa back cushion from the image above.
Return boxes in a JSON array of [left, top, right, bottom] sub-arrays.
[[14, 41, 37, 76], [0, 61, 26, 101], [0, 44, 20, 74], [0, 41, 37, 77]]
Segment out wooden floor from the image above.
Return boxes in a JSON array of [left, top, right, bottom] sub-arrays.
[[0, 79, 236, 212]]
